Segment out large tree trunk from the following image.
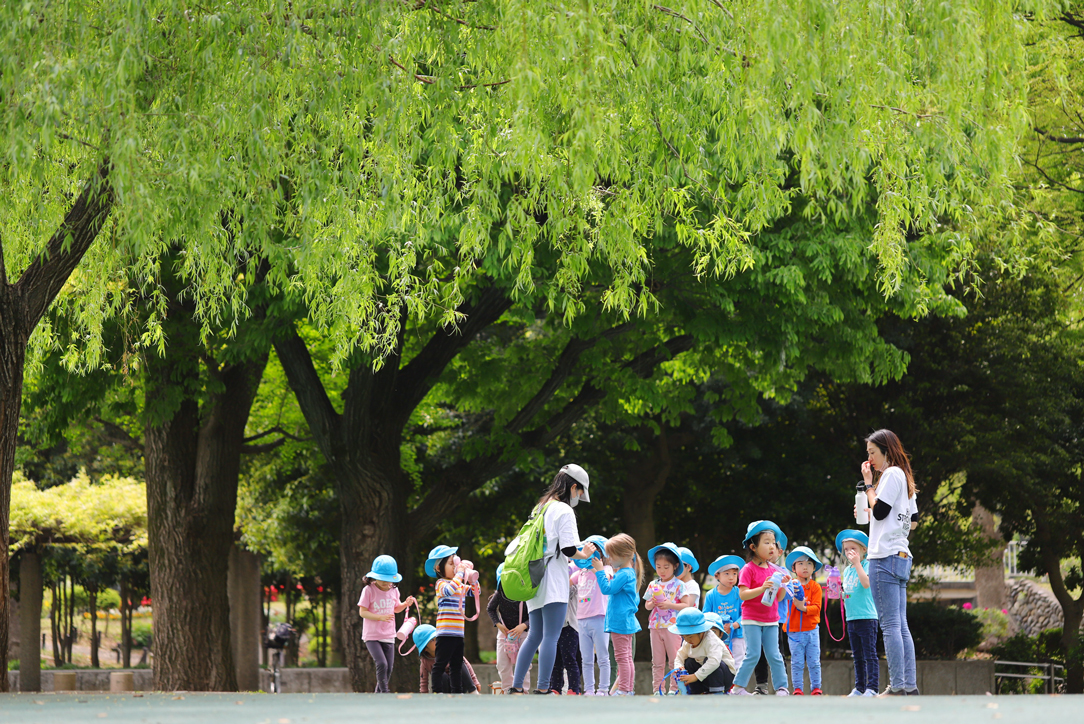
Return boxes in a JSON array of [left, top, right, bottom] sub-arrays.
[[972, 504, 1006, 609], [0, 339, 25, 684], [144, 303, 267, 691], [18, 551, 42, 691], [120, 579, 132, 669]]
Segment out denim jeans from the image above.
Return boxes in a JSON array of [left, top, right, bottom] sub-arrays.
[[847, 619, 879, 693], [733, 624, 788, 690], [869, 555, 917, 692], [787, 630, 821, 690], [513, 602, 567, 691]]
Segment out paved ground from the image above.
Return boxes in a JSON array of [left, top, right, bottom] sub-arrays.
[[0, 693, 1076, 724]]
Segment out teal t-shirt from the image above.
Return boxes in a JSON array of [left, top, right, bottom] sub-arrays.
[[842, 559, 877, 621], [701, 586, 743, 640]]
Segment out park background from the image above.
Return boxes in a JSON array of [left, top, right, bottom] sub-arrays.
[[0, 0, 1083, 698]]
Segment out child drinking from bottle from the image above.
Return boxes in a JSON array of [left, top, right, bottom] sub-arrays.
[[488, 563, 530, 693], [837, 529, 879, 697], [730, 521, 791, 696], [591, 533, 643, 696], [703, 555, 745, 668], [670, 608, 737, 694], [358, 555, 417, 693], [570, 535, 611, 695], [784, 547, 824, 695], [644, 542, 694, 694], [425, 544, 479, 694]]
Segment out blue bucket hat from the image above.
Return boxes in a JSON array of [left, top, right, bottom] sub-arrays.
[[835, 529, 870, 553], [785, 546, 824, 574], [667, 607, 713, 636], [677, 547, 700, 574], [647, 542, 684, 572], [412, 624, 438, 654], [742, 520, 788, 551], [496, 562, 505, 586], [702, 612, 730, 641], [424, 545, 459, 578], [366, 554, 403, 583], [574, 535, 610, 568], [708, 555, 744, 577]]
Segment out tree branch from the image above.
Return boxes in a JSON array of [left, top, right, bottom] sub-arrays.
[[16, 162, 114, 331], [391, 284, 513, 426], [1035, 126, 1084, 145], [243, 426, 309, 444], [94, 417, 144, 453], [272, 326, 342, 461], [0, 231, 7, 287]]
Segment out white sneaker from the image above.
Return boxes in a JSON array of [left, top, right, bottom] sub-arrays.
[[730, 686, 753, 696], [863, 689, 877, 697], [847, 688, 863, 697], [775, 688, 789, 696]]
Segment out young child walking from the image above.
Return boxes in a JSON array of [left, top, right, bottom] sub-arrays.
[[488, 563, 530, 693], [837, 529, 879, 697], [703, 555, 745, 667], [677, 547, 702, 608], [425, 544, 479, 694], [644, 542, 694, 694], [670, 608, 737, 694], [730, 521, 791, 696], [570, 535, 611, 695], [357, 555, 417, 693], [784, 546, 824, 695], [591, 533, 643, 696]]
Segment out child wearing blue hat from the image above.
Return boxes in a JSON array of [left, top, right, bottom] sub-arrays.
[[677, 547, 701, 608], [569, 535, 612, 695], [837, 530, 879, 697], [425, 544, 480, 694], [488, 563, 531, 693], [730, 521, 791, 696], [784, 547, 824, 695], [644, 542, 694, 694], [413, 624, 482, 694], [702, 555, 745, 668], [670, 608, 737, 694], [358, 555, 418, 693]]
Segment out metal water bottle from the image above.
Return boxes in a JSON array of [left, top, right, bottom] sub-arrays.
[[855, 482, 870, 525]]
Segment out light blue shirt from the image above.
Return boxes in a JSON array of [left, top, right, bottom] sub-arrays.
[[702, 586, 743, 640], [595, 567, 642, 635], [843, 560, 877, 620]]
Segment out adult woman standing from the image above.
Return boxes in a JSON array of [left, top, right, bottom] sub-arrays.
[[510, 464, 596, 694], [860, 429, 920, 696]]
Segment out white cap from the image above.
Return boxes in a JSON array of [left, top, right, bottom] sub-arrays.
[[560, 464, 590, 502]]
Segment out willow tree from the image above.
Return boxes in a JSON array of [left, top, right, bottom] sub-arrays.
[[1, 0, 1045, 690]]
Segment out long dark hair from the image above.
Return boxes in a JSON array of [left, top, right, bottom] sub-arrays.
[[866, 429, 917, 498], [536, 471, 580, 507]]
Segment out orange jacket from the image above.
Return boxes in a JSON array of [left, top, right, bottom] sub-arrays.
[[784, 579, 822, 633]]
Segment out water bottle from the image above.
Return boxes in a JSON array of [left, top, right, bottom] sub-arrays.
[[855, 482, 870, 525], [760, 572, 784, 606], [788, 579, 805, 601], [825, 566, 842, 600], [396, 615, 417, 642]]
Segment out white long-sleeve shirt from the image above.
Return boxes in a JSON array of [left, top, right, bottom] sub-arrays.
[[676, 630, 737, 680]]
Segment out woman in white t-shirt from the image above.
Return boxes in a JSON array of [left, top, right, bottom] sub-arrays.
[[858, 429, 920, 696], [510, 464, 597, 694]]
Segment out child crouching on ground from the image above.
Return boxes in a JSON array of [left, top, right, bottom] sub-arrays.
[[670, 608, 736, 694], [412, 625, 481, 694], [784, 546, 824, 695]]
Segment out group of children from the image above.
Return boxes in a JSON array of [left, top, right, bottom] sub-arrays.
[[357, 521, 880, 696]]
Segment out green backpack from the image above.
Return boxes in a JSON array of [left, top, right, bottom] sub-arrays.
[[500, 502, 553, 602]]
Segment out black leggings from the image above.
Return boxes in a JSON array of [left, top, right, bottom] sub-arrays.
[[548, 625, 582, 694], [432, 636, 465, 694], [365, 641, 395, 693]]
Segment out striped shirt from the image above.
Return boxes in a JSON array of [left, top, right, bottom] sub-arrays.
[[435, 574, 471, 637]]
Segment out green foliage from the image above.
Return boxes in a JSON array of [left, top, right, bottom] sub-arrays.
[[130, 620, 153, 649], [907, 602, 983, 659], [973, 606, 1013, 643]]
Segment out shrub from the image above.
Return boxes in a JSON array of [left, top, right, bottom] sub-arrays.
[[131, 620, 153, 648], [906, 601, 982, 659], [973, 606, 1012, 642]]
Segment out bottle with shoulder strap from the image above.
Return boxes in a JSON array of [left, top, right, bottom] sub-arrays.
[[500, 502, 553, 602]]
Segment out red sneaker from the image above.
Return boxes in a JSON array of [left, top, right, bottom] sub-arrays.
[[549, 690, 563, 695], [810, 688, 823, 696], [566, 691, 581, 695], [793, 688, 804, 695]]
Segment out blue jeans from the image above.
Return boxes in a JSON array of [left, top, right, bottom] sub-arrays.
[[513, 602, 567, 691], [869, 555, 917, 692], [578, 615, 611, 694], [787, 630, 821, 690], [734, 624, 788, 690], [847, 619, 879, 693]]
